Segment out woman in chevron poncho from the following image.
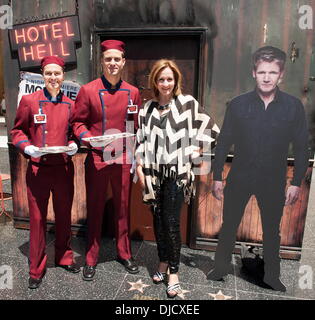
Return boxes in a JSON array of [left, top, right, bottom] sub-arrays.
[[135, 59, 219, 298]]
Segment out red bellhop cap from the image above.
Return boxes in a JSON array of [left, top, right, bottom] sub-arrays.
[[41, 56, 65, 69], [101, 39, 125, 53]]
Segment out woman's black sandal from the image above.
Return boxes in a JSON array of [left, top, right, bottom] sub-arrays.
[[166, 283, 181, 298], [152, 271, 167, 284]]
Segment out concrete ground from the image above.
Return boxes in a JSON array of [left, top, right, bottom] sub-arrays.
[[1, 116, 315, 301]]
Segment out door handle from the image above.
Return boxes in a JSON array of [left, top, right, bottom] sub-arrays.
[[310, 76, 315, 81]]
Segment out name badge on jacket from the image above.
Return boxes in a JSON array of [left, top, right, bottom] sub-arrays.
[[34, 114, 47, 124], [127, 99, 138, 113], [127, 100, 138, 114], [127, 105, 138, 114]]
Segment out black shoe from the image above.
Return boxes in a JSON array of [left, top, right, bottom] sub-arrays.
[[207, 269, 227, 281], [28, 277, 42, 289], [82, 265, 96, 281], [117, 257, 139, 274], [263, 277, 286, 292], [55, 263, 80, 273]]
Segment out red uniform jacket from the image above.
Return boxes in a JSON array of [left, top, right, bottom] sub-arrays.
[[71, 76, 141, 155], [11, 88, 75, 166]]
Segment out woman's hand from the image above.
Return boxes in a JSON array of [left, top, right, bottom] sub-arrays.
[[136, 165, 146, 189]]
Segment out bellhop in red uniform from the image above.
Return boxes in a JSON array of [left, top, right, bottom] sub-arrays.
[[11, 56, 80, 290], [71, 40, 141, 280]]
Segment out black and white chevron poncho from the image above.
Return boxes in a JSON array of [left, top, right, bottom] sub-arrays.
[[136, 94, 220, 205]]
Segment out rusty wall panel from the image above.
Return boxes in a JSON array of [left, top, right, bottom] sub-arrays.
[[11, 0, 76, 22], [69, 0, 94, 85], [0, 31, 3, 99], [2, 28, 20, 137]]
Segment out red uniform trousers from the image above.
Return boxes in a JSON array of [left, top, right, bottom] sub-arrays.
[[85, 153, 132, 266], [26, 161, 74, 279]]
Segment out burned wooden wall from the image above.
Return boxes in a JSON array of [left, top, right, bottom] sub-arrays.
[[3, 0, 315, 137], [192, 162, 313, 258], [1, 0, 314, 254]]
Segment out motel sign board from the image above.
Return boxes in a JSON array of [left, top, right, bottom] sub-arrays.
[[9, 15, 81, 70]]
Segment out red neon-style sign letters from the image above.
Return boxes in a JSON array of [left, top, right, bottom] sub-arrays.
[[9, 16, 81, 70]]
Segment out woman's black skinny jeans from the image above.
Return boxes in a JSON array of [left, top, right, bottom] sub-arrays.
[[152, 178, 184, 274]]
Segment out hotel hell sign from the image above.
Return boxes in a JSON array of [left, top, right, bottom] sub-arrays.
[[9, 15, 81, 70]]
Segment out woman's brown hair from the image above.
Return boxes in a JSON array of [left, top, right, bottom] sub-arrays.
[[149, 59, 182, 100]]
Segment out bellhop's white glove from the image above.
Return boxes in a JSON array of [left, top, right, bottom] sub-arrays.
[[66, 142, 78, 156], [24, 145, 45, 158]]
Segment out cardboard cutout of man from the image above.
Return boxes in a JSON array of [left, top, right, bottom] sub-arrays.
[[11, 56, 80, 290], [208, 46, 309, 292], [72, 40, 141, 280]]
